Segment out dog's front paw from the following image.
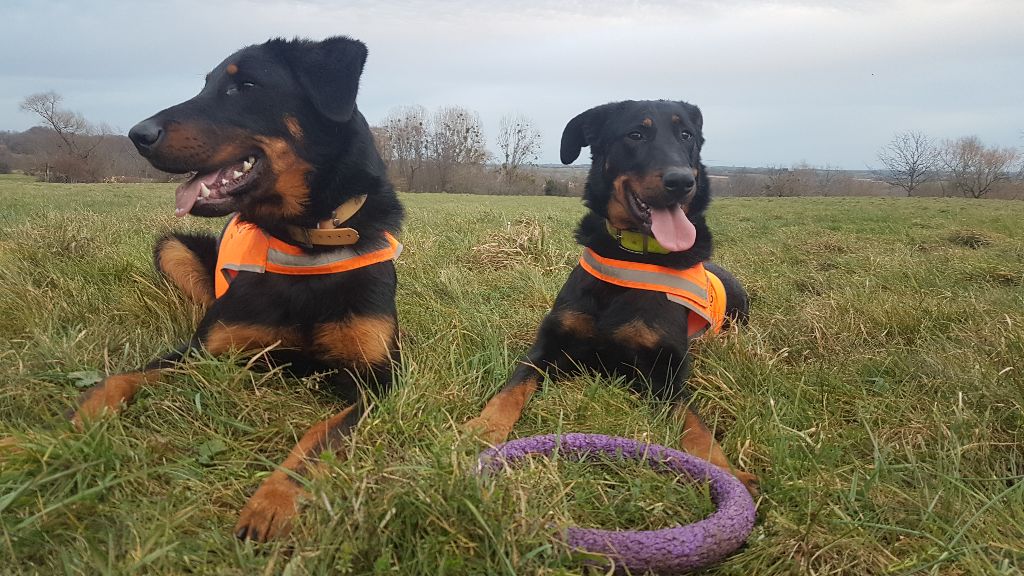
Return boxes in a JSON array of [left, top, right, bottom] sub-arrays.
[[733, 470, 760, 498], [69, 372, 149, 430], [234, 476, 307, 542], [462, 416, 511, 445]]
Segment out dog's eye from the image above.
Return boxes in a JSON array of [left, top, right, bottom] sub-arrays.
[[225, 82, 256, 96], [680, 131, 693, 140], [627, 132, 643, 141]]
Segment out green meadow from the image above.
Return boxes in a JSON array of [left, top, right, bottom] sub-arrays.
[[1, 173, 1022, 574]]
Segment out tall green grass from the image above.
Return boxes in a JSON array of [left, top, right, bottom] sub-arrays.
[[1, 175, 1022, 574]]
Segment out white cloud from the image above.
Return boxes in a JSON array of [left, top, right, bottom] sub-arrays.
[[2, 0, 1022, 168]]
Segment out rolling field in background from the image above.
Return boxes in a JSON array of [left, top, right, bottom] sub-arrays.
[[1, 174, 1022, 574]]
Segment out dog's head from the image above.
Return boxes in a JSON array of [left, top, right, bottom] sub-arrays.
[[561, 100, 709, 253], [128, 36, 368, 221]]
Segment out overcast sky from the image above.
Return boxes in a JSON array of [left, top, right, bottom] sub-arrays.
[[2, 0, 1021, 168]]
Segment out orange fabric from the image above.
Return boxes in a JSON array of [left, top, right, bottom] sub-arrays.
[[215, 215, 400, 299], [579, 248, 727, 338]]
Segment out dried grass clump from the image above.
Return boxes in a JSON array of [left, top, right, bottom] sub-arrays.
[[948, 229, 993, 249], [471, 217, 572, 272]]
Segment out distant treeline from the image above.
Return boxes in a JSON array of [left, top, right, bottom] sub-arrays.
[[3, 111, 1021, 199], [0, 127, 168, 183]]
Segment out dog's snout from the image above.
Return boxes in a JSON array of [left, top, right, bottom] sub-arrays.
[[662, 169, 695, 193], [128, 119, 164, 155]]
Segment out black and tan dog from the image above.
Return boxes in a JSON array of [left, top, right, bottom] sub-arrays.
[[70, 36, 404, 541], [466, 100, 758, 494]]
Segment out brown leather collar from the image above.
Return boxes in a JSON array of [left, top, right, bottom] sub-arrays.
[[284, 195, 367, 246]]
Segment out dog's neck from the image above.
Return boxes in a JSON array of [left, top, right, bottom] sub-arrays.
[[281, 194, 367, 246], [574, 212, 713, 269], [604, 221, 674, 255]]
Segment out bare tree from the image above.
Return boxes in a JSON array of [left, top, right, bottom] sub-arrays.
[[19, 91, 107, 182], [815, 164, 841, 192], [877, 131, 937, 196], [763, 165, 808, 196], [382, 105, 430, 191], [496, 113, 541, 192], [1017, 130, 1024, 181], [939, 136, 1020, 198], [429, 106, 487, 192], [20, 92, 100, 159], [370, 125, 393, 169]]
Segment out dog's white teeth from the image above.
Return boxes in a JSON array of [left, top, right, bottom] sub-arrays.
[[221, 178, 230, 185], [200, 183, 211, 198], [247, 156, 255, 165], [233, 170, 244, 179], [242, 160, 252, 171]]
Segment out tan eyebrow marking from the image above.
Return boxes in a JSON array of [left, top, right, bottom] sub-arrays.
[[226, 63, 238, 75], [672, 114, 681, 123], [642, 117, 653, 127]]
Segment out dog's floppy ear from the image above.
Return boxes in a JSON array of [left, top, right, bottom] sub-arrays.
[[560, 110, 592, 165], [560, 105, 609, 164], [293, 36, 368, 123], [561, 103, 620, 164], [682, 102, 703, 131]]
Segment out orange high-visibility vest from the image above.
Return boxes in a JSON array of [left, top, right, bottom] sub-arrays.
[[214, 214, 402, 299], [578, 247, 727, 338]]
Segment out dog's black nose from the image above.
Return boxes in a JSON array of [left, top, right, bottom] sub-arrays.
[[663, 170, 695, 192], [128, 119, 164, 154]]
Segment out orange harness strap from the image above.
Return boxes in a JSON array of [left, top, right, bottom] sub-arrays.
[[578, 248, 727, 338], [214, 214, 402, 299]]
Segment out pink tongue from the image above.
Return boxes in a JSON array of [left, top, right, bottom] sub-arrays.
[[649, 205, 697, 252], [173, 172, 222, 218]]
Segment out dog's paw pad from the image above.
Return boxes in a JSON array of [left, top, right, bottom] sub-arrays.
[[234, 477, 305, 543]]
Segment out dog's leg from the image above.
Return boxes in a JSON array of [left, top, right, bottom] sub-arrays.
[[69, 339, 197, 428], [466, 310, 587, 444], [464, 362, 543, 445], [676, 404, 759, 496], [71, 319, 296, 428], [234, 315, 397, 542], [234, 403, 362, 542], [154, 232, 218, 307]]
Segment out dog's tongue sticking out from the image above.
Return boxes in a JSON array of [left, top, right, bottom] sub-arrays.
[[649, 204, 697, 252], [174, 172, 222, 217]]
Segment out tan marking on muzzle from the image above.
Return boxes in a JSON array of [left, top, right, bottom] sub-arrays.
[[609, 172, 668, 229], [253, 136, 314, 218]]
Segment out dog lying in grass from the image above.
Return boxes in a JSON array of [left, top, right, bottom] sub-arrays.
[[71, 36, 404, 541], [467, 99, 759, 495]]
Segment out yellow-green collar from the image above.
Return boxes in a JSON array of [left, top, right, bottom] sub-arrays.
[[605, 221, 672, 255]]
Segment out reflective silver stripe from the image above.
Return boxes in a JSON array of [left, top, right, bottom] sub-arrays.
[[221, 263, 265, 273], [667, 293, 713, 324], [581, 249, 708, 301], [267, 246, 361, 269], [265, 238, 398, 269]]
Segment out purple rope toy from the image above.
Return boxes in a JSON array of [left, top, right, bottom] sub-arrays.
[[476, 433, 756, 574]]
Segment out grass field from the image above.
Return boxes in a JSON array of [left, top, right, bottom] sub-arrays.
[[1, 173, 1023, 575]]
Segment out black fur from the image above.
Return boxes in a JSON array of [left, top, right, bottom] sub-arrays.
[[549, 99, 743, 398], [75, 36, 404, 541], [470, 100, 756, 492], [123, 35, 403, 399]]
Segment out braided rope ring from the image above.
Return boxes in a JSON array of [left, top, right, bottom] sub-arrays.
[[477, 433, 756, 574]]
